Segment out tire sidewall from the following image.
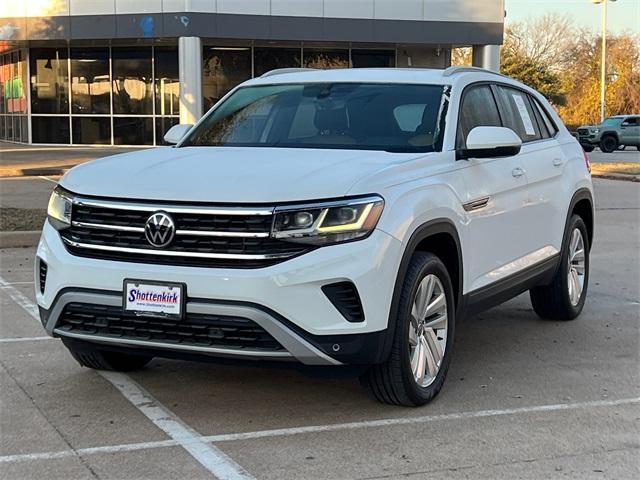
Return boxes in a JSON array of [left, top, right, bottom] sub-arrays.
[[397, 253, 456, 404], [559, 216, 590, 318]]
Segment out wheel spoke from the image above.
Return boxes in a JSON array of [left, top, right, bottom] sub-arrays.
[[408, 324, 419, 347], [422, 335, 438, 380], [413, 337, 428, 383], [424, 312, 447, 330], [412, 279, 429, 322], [572, 269, 582, 301], [424, 328, 444, 367], [425, 293, 446, 317], [570, 229, 580, 255], [572, 248, 585, 264]]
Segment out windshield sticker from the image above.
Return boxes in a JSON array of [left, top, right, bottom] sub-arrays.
[[512, 94, 536, 136]]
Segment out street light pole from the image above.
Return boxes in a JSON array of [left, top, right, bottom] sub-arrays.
[[592, 0, 618, 122]]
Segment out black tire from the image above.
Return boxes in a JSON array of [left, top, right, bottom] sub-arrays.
[[530, 215, 590, 320], [636, 146, 640, 151], [63, 341, 153, 371], [599, 135, 618, 153], [359, 252, 455, 406], [582, 145, 595, 153]]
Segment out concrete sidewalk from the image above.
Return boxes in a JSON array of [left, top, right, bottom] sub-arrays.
[[0, 142, 147, 177]]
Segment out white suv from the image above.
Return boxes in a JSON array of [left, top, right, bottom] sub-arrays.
[[37, 67, 594, 406]]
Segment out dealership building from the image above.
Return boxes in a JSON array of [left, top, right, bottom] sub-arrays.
[[0, 0, 504, 145]]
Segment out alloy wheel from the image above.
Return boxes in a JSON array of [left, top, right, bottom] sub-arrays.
[[409, 274, 448, 387], [567, 228, 586, 306]]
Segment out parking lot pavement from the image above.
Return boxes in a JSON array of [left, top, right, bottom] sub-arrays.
[[1, 178, 638, 480], [0, 176, 57, 210], [589, 149, 639, 163]]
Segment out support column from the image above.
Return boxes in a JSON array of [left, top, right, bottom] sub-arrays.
[[178, 36, 203, 124], [472, 45, 501, 72]]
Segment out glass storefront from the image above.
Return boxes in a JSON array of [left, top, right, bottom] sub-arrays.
[[202, 45, 395, 113], [1, 45, 180, 145], [1, 43, 396, 144], [0, 49, 29, 142]]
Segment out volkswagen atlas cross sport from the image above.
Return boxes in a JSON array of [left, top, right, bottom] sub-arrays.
[[37, 67, 594, 406]]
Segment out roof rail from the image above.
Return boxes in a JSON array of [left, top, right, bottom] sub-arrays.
[[260, 68, 317, 78], [442, 66, 507, 78]]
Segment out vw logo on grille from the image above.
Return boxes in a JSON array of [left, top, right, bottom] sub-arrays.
[[144, 212, 175, 248]]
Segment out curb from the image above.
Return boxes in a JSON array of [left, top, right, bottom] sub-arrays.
[[0, 230, 41, 248], [591, 172, 640, 182], [0, 167, 70, 178]]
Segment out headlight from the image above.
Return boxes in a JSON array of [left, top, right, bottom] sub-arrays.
[[272, 195, 384, 245], [593, 128, 600, 134], [47, 186, 73, 230]]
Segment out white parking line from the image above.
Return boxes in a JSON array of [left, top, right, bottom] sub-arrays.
[[99, 371, 255, 480], [1, 396, 638, 465], [0, 274, 255, 480], [0, 276, 40, 319]]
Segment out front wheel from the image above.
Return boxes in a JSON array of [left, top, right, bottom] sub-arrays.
[[582, 145, 595, 153], [530, 215, 590, 320], [360, 252, 455, 406], [600, 135, 618, 153]]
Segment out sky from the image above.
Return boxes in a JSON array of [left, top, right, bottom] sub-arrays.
[[505, 0, 640, 33]]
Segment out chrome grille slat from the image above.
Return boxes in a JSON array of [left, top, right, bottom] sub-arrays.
[[62, 197, 310, 268]]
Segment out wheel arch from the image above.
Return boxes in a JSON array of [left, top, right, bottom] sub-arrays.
[[379, 219, 463, 363], [566, 188, 595, 251]]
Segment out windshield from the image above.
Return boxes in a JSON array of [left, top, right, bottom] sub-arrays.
[[601, 117, 622, 126], [181, 83, 446, 153]]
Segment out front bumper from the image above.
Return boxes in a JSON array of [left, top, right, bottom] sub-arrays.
[[36, 221, 403, 365]]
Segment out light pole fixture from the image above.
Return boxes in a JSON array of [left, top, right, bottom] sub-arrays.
[[591, 0, 618, 122]]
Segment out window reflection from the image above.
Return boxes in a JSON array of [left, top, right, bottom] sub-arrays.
[[351, 50, 395, 68], [154, 47, 179, 116], [112, 47, 153, 115], [303, 49, 349, 69], [70, 48, 110, 114], [30, 48, 69, 114], [202, 47, 251, 112], [32, 116, 70, 144], [72, 117, 111, 144], [113, 117, 153, 145], [254, 48, 301, 77]]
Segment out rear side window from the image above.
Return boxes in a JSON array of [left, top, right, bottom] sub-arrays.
[[532, 97, 559, 138], [457, 85, 502, 148], [496, 86, 542, 142], [622, 117, 639, 126]]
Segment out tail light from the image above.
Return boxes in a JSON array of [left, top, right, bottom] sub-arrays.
[[583, 149, 591, 173]]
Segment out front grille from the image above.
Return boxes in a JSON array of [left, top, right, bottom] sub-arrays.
[[61, 198, 311, 268], [56, 302, 285, 352], [322, 281, 365, 323], [577, 128, 590, 136]]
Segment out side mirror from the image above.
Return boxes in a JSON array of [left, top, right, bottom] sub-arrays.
[[457, 126, 522, 160], [163, 124, 193, 145]]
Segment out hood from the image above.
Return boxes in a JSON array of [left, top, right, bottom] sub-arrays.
[[60, 146, 422, 203]]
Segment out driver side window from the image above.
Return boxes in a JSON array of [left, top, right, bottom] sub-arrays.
[[457, 85, 502, 148]]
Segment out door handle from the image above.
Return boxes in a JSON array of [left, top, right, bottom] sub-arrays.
[[553, 158, 564, 167], [512, 167, 525, 178]]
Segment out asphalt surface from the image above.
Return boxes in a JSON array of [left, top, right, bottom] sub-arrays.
[[0, 178, 639, 480]]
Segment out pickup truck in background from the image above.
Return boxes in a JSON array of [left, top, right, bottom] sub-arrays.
[[577, 115, 640, 153]]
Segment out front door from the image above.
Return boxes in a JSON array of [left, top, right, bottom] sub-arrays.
[[456, 84, 531, 292]]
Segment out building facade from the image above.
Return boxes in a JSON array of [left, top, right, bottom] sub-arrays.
[[0, 0, 504, 145]]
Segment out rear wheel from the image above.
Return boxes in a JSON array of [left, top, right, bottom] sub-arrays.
[[530, 215, 589, 320], [360, 252, 455, 406], [600, 135, 618, 153], [63, 341, 153, 371]]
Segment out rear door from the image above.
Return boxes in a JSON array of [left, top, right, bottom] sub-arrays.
[[620, 116, 640, 146], [456, 84, 530, 292], [494, 86, 566, 254]]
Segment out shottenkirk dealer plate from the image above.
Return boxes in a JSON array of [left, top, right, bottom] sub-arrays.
[[124, 280, 184, 318]]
